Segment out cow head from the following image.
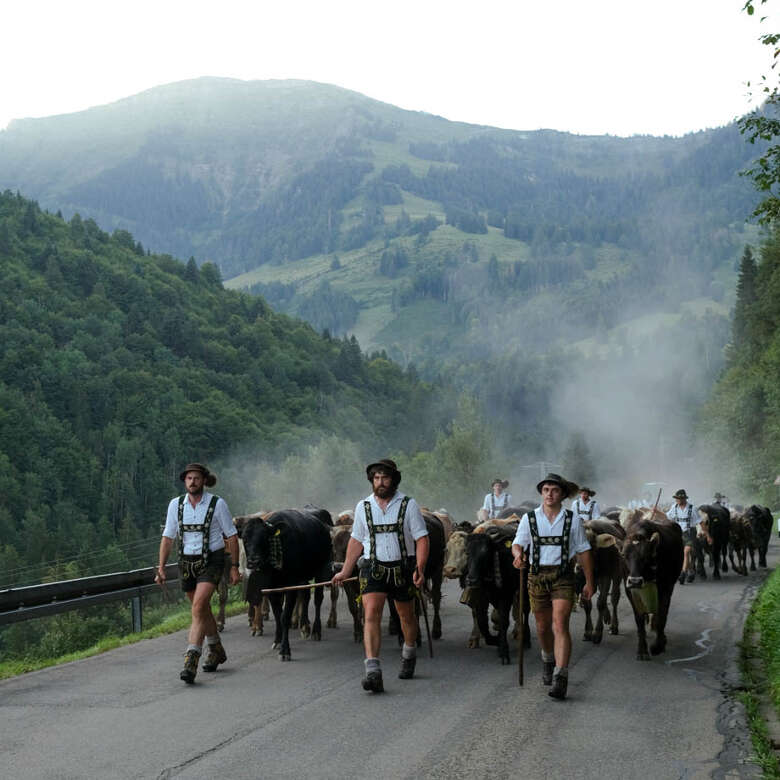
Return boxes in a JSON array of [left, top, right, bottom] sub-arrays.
[[241, 516, 286, 587], [623, 526, 661, 589], [464, 532, 494, 587], [443, 531, 469, 579]]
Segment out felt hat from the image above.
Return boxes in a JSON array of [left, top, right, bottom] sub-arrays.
[[536, 473, 579, 499], [179, 462, 217, 487], [673, 489, 688, 500], [579, 486, 596, 497], [491, 478, 509, 489], [366, 458, 401, 485]]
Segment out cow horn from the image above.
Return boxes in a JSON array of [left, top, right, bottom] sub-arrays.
[[650, 531, 661, 545]]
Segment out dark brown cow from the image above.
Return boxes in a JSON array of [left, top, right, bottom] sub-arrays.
[[622, 516, 684, 660], [327, 524, 362, 642], [695, 504, 730, 579], [578, 519, 626, 644], [727, 511, 753, 576], [743, 505, 773, 569]]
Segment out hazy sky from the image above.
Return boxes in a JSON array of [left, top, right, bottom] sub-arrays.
[[1, 0, 775, 136]]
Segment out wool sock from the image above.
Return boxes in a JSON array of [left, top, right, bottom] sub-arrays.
[[541, 650, 555, 663], [402, 643, 417, 660], [206, 635, 220, 646], [553, 666, 568, 678], [364, 657, 381, 672], [186, 644, 202, 655]]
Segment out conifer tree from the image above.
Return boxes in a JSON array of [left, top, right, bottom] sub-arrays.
[[730, 245, 757, 358]]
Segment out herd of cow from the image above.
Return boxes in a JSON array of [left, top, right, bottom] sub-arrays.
[[211, 499, 774, 665]]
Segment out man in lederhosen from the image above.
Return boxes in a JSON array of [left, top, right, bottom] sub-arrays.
[[666, 488, 700, 585], [155, 463, 240, 684], [571, 486, 600, 523], [511, 473, 594, 700], [480, 478, 513, 521], [332, 459, 429, 693]]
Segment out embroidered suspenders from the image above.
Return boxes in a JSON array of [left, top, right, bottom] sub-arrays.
[[528, 510, 573, 577], [178, 494, 219, 578], [574, 499, 594, 520], [364, 496, 410, 582], [490, 493, 508, 519]]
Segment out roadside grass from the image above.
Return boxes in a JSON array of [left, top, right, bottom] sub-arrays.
[[0, 593, 247, 682], [740, 565, 780, 778]]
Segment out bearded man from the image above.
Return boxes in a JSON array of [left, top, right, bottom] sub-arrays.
[[155, 463, 240, 684], [332, 459, 429, 693]]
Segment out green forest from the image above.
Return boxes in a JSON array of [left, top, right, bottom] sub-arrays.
[[0, 190, 455, 589]]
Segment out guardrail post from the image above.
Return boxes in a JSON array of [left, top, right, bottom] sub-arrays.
[[131, 593, 142, 632]]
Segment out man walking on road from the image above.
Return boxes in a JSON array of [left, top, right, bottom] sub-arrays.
[[512, 473, 594, 700], [332, 459, 429, 693], [155, 462, 240, 684]]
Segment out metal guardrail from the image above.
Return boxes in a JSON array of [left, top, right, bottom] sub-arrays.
[[0, 563, 180, 629]]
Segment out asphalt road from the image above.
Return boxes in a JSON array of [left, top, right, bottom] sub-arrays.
[[1, 539, 776, 780]]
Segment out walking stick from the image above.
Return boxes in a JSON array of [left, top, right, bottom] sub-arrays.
[[418, 589, 434, 659], [517, 563, 525, 686]]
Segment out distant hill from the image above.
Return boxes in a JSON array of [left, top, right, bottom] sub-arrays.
[[0, 78, 759, 360], [0, 79, 762, 484]]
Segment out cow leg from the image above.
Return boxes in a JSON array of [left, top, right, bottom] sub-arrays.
[[261, 596, 270, 620], [759, 542, 768, 568], [431, 573, 443, 640], [298, 589, 312, 639], [650, 592, 672, 656], [251, 604, 264, 636], [216, 576, 228, 632], [278, 593, 296, 661], [475, 594, 499, 647], [496, 601, 511, 665], [627, 588, 650, 660], [327, 584, 338, 628], [609, 574, 621, 635], [581, 596, 594, 641], [749, 545, 757, 572], [311, 585, 324, 641], [693, 538, 706, 578], [344, 581, 363, 642], [592, 579, 609, 644], [270, 594, 285, 652], [467, 606, 481, 648]]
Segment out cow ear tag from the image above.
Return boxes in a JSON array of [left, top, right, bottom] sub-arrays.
[[274, 529, 281, 536], [505, 540, 512, 548]]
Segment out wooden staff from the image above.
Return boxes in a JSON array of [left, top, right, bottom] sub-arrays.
[[517, 560, 525, 686], [260, 577, 357, 595]]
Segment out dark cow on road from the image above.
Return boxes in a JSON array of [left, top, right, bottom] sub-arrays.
[[388, 510, 446, 642], [695, 504, 730, 579], [728, 512, 753, 576], [622, 516, 684, 660], [743, 505, 773, 569], [241, 508, 333, 661], [327, 524, 362, 642], [578, 519, 626, 644], [463, 525, 525, 665]]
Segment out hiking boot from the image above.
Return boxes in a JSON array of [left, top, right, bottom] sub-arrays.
[[180, 650, 200, 684], [542, 660, 555, 686], [686, 571, 695, 583], [202, 641, 227, 672], [548, 674, 568, 700], [362, 669, 384, 693], [398, 656, 416, 680]]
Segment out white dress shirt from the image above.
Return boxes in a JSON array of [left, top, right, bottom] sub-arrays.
[[163, 491, 236, 554], [351, 492, 428, 561], [482, 492, 513, 518], [512, 505, 591, 565], [571, 497, 600, 522]]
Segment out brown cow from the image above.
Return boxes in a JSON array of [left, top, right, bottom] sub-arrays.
[[728, 511, 753, 576], [327, 524, 362, 642], [622, 515, 684, 660], [578, 519, 626, 644]]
